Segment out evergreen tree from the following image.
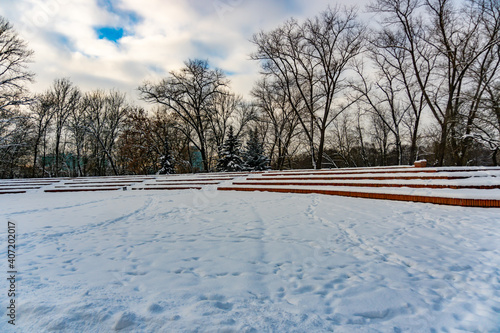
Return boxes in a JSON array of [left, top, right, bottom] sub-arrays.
[[244, 129, 270, 171], [217, 126, 244, 172], [158, 139, 175, 174]]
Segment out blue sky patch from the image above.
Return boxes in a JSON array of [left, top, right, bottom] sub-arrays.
[[191, 40, 227, 60], [97, 0, 142, 25], [47, 32, 75, 52], [96, 27, 124, 42], [282, 0, 303, 14], [147, 64, 166, 75]]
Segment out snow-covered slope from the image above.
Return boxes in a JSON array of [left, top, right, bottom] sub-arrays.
[[1, 189, 499, 332]]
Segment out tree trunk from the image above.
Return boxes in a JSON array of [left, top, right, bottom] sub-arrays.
[[437, 121, 448, 167], [316, 129, 326, 170], [200, 145, 209, 172], [396, 138, 402, 165], [76, 142, 83, 177], [409, 118, 420, 165], [32, 139, 39, 178], [55, 132, 61, 177]]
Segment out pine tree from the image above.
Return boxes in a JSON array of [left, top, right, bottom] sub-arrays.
[[217, 126, 244, 172], [158, 139, 175, 174], [244, 129, 270, 171]]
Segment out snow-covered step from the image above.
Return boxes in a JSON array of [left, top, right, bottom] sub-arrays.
[[232, 181, 500, 190], [0, 186, 43, 190], [221, 166, 500, 207], [45, 187, 122, 192], [54, 184, 135, 188], [68, 176, 155, 180], [151, 181, 220, 185], [0, 181, 58, 186], [64, 180, 145, 185], [263, 167, 500, 177], [190, 172, 251, 176], [0, 190, 27, 195], [131, 186, 203, 190], [155, 178, 233, 182], [218, 185, 500, 207], [247, 174, 473, 181]]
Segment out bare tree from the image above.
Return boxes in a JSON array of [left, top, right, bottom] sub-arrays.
[[252, 78, 302, 170], [206, 91, 239, 153], [352, 62, 406, 164], [251, 6, 365, 169], [0, 110, 31, 178], [81, 90, 129, 175], [330, 111, 360, 167], [0, 16, 34, 177], [139, 59, 229, 171], [147, 107, 188, 173], [116, 107, 159, 175], [66, 98, 88, 176], [470, 80, 500, 165], [30, 94, 54, 177], [455, 0, 500, 165], [44, 78, 80, 176], [353, 25, 429, 165], [0, 16, 34, 115], [231, 100, 258, 139], [371, 0, 500, 165]]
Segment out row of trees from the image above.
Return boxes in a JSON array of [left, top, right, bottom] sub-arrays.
[[1, 0, 499, 178], [250, 0, 500, 168], [2, 75, 269, 177]]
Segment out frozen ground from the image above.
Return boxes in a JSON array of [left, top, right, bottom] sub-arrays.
[[1, 189, 500, 332]]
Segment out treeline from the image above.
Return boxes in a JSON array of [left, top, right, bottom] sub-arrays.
[[1, 0, 499, 178]]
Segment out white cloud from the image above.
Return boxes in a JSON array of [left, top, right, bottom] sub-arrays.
[[0, 0, 370, 105]]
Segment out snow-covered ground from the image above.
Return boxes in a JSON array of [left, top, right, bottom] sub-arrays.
[[1, 188, 500, 332]]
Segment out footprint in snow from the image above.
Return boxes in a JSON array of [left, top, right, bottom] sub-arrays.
[[214, 301, 233, 311], [147, 303, 164, 314]]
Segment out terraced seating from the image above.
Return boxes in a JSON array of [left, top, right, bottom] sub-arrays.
[[260, 167, 499, 177], [44, 177, 150, 192], [218, 166, 500, 208], [131, 185, 203, 190], [154, 178, 233, 182], [232, 180, 500, 190], [0, 179, 62, 194], [130, 174, 243, 191], [0, 174, 244, 194], [0, 189, 27, 195], [45, 187, 123, 193], [3, 167, 500, 207]]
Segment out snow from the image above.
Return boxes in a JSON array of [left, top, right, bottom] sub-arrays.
[[257, 170, 500, 179], [1, 187, 500, 331], [223, 184, 500, 199], [240, 177, 500, 186]]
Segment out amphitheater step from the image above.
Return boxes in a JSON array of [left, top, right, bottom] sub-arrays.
[[218, 186, 500, 208]]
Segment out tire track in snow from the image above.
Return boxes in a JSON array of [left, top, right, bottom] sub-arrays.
[[42, 196, 156, 240], [5, 197, 109, 217], [16, 196, 157, 272]]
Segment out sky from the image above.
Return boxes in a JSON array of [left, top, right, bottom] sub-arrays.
[[0, 0, 370, 105]]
